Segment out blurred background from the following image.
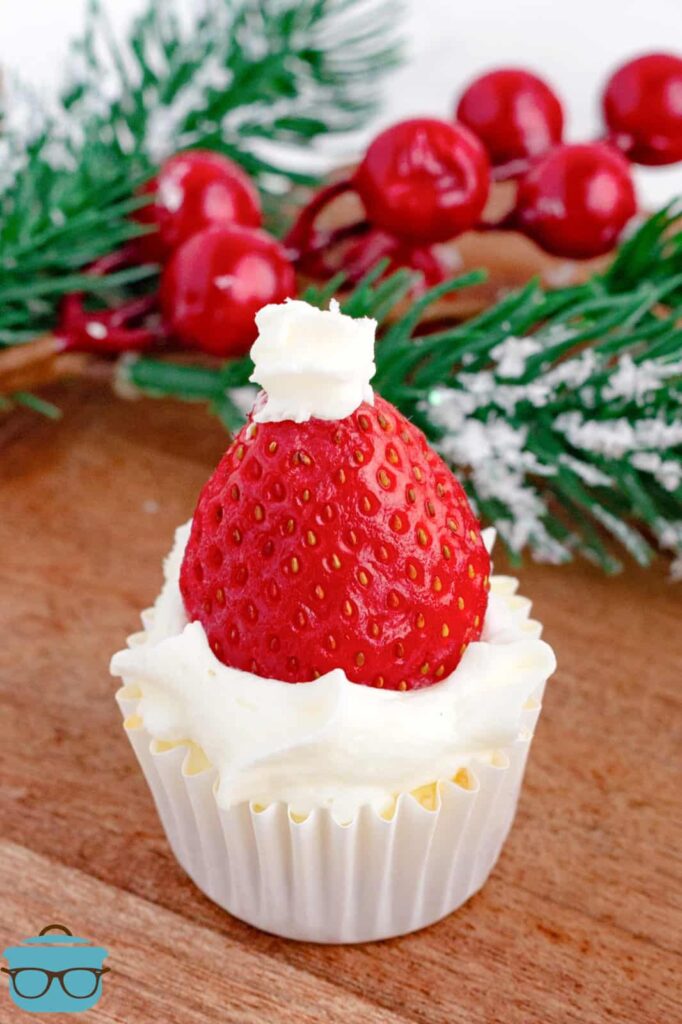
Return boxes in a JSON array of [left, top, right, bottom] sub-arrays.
[[2, 0, 681, 204]]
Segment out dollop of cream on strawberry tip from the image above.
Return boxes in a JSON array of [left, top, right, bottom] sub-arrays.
[[249, 298, 377, 424], [111, 522, 556, 821]]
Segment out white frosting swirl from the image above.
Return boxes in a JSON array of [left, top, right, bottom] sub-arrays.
[[111, 524, 556, 821], [249, 299, 376, 423]]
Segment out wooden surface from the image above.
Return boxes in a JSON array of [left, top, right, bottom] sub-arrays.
[[0, 382, 680, 1024]]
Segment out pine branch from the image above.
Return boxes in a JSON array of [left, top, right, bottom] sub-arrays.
[[62, 0, 402, 185], [122, 203, 682, 575], [0, 0, 402, 345]]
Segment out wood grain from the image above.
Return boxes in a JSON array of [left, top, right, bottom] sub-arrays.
[[0, 381, 680, 1024]]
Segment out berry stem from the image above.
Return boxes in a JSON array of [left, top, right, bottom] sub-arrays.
[[284, 178, 356, 261], [0, 247, 163, 397], [0, 294, 163, 398], [58, 291, 162, 355], [305, 218, 373, 258], [491, 157, 532, 182]]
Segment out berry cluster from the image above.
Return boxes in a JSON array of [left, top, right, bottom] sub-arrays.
[[288, 52, 682, 275], [56, 151, 296, 361], [51, 53, 681, 362], [146, 152, 295, 357]]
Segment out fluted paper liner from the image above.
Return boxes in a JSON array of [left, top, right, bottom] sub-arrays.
[[117, 682, 544, 943]]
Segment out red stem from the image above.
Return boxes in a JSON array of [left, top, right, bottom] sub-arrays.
[[284, 178, 356, 260], [79, 245, 138, 279], [0, 245, 163, 396], [57, 246, 163, 355], [491, 157, 532, 182]]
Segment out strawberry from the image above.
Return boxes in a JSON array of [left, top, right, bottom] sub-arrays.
[[180, 395, 490, 691]]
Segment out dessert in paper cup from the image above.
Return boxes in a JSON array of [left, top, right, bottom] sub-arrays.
[[111, 299, 555, 943]]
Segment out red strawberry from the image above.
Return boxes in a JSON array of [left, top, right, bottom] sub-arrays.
[[180, 395, 490, 691]]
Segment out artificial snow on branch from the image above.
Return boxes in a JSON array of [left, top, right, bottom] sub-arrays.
[[123, 203, 682, 574]]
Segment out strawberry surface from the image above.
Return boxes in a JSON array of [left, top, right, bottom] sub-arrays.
[[180, 395, 490, 690]]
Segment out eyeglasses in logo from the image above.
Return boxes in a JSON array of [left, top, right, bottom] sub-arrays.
[[2, 924, 110, 1014]]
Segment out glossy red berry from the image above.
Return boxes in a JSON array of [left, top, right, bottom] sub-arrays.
[[514, 143, 637, 259], [135, 150, 262, 262], [602, 52, 682, 165], [161, 225, 296, 357], [354, 118, 490, 244], [456, 68, 564, 166]]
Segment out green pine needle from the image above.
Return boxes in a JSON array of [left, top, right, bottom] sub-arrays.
[[0, 0, 402, 343], [124, 203, 682, 575], [12, 391, 62, 419]]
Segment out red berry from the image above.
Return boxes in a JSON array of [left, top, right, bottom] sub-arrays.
[[514, 143, 637, 259], [135, 150, 262, 262], [602, 52, 682, 165], [180, 395, 490, 691], [354, 118, 490, 244], [161, 225, 296, 357], [341, 228, 451, 287], [456, 68, 564, 166]]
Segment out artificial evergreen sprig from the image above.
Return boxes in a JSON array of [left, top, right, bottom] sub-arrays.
[[0, 0, 401, 346], [122, 203, 682, 574]]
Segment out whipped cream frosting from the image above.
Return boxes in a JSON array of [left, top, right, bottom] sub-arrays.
[[249, 299, 376, 423], [111, 524, 556, 821]]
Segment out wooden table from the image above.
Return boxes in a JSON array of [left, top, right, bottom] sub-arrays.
[[0, 382, 680, 1024]]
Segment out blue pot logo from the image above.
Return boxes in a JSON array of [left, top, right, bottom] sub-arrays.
[[2, 924, 109, 1014]]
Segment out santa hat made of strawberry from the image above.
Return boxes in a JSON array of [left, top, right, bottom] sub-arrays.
[[180, 298, 491, 692]]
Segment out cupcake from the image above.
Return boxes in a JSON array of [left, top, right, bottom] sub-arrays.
[[111, 298, 555, 943]]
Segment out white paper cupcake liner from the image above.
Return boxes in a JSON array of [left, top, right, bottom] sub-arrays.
[[117, 683, 544, 943]]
